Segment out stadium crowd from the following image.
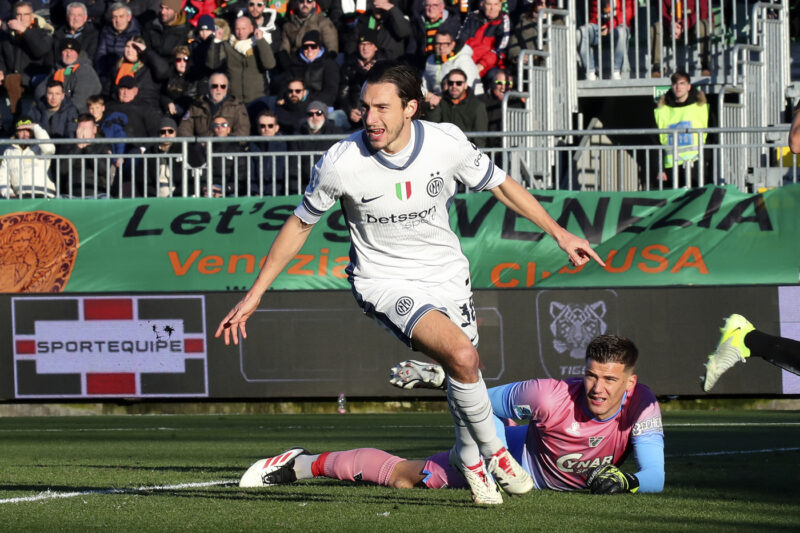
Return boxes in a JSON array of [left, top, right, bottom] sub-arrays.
[[0, 0, 786, 197]]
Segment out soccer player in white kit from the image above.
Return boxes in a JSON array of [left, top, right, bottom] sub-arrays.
[[216, 61, 606, 505]]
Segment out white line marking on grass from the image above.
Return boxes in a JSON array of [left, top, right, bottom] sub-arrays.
[[668, 447, 800, 458], [0, 479, 238, 505]]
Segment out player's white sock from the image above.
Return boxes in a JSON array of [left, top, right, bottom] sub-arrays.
[[293, 453, 319, 480], [447, 392, 481, 467], [447, 374, 504, 462]]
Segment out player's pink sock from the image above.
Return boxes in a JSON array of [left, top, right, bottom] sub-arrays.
[[314, 448, 404, 486]]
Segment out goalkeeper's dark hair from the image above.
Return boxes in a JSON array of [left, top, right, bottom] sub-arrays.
[[364, 60, 423, 119], [585, 335, 638, 370]]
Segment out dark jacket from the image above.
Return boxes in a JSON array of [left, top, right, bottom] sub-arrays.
[[288, 50, 339, 107], [57, 141, 113, 195], [177, 94, 251, 137], [288, 119, 341, 190], [29, 96, 79, 139], [105, 98, 161, 138], [345, 6, 411, 60], [275, 97, 309, 135], [53, 22, 100, 63], [248, 137, 288, 195], [408, 9, 461, 68], [425, 89, 488, 140], [107, 49, 170, 107], [0, 19, 54, 87], [457, 10, 511, 76], [338, 52, 385, 108], [142, 12, 192, 62], [160, 67, 199, 120], [94, 16, 142, 79]]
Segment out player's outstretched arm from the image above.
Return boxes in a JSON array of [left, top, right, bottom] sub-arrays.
[[489, 176, 606, 268], [215, 215, 315, 345]]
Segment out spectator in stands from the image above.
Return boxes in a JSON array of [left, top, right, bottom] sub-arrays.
[[161, 44, 198, 121], [287, 30, 339, 107], [37, 39, 101, 114], [237, 0, 281, 53], [203, 115, 249, 196], [57, 113, 113, 197], [108, 36, 170, 107], [50, 0, 107, 30], [288, 99, 340, 191], [187, 14, 217, 93], [275, 76, 309, 134], [480, 67, 516, 133], [338, 29, 383, 108], [208, 15, 276, 106], [349, 0, 411, 61], [95, 2, 142, 81], [578, 0, 635, 80], [423, 28, 482, 107], [650, 0, 711, 78], [29, 79, 78, 139], [408, 0, 461, 69], [53, 1, 100, 61], [652, 70, 710, 187], [425, 68, 488, 141], [457, 0, 510, 78], [143, 0, 192, 63], [129, 116, 186, 197], [278, 0, 338, 71], [178, 72, 251, 136], [506, 0, 561, 68], [249, 110, 287, 195], [0, 116, 57, 198], [106, 75, 161, 138], [0, 1, 54, 113]]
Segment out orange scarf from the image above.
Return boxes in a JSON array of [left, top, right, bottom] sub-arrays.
[[54, 63, 80, 83], [115, 61, 142, 85]]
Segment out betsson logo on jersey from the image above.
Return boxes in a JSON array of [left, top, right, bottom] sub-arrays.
[[365, 205, 437, 224]]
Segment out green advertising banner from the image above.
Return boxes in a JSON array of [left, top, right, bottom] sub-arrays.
[[2, 184, 799, 293]]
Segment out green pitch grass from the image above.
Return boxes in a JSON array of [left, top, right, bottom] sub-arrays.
[[0, 411, 798, 532]]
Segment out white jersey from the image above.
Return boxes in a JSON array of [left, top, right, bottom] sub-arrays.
[[294, 120, 507, 284]]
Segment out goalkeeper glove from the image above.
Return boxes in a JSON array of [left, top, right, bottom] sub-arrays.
[[585, 465, 640, 494]]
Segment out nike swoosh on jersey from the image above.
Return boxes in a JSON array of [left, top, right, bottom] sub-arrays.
[[361, 195, 383, 203]]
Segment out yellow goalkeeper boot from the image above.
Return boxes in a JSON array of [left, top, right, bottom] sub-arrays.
[[703, 314, 755, 392]]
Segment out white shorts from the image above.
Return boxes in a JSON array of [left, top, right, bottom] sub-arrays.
[[351, 275, 479, 348]]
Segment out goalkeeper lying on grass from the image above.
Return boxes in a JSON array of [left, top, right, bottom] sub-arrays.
[[241, 335, 664, 497]]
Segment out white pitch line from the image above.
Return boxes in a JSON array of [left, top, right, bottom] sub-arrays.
[[668, 446, 800, 458], [0, 479, 237, 505]]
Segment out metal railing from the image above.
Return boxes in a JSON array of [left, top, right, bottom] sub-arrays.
[[0, 126, 795, 199]]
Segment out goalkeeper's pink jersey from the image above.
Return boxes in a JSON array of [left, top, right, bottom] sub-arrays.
[[511, 378, 662, 491]]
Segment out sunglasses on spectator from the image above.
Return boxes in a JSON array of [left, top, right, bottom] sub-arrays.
[[211, 83, 227, 89], [175, 56, 189, 62], [445, 79, 465, 86], [307, 110, 324, 117], [249, 1, 265, 6], [494, 80, 512, 86], [300, 0, 315, 4], [302, 43, 319, 50], [288, 88, 304, 94], [160, 128, 175, 134], [213, 122, 229, 128], [260, 123, 277, 129]]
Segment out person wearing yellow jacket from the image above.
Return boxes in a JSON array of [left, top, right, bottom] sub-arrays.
[[653, 70, 709, 187]]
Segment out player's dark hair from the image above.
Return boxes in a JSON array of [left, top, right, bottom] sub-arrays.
[[585, 335, 638, 370], [364, 60, 423, 119]]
